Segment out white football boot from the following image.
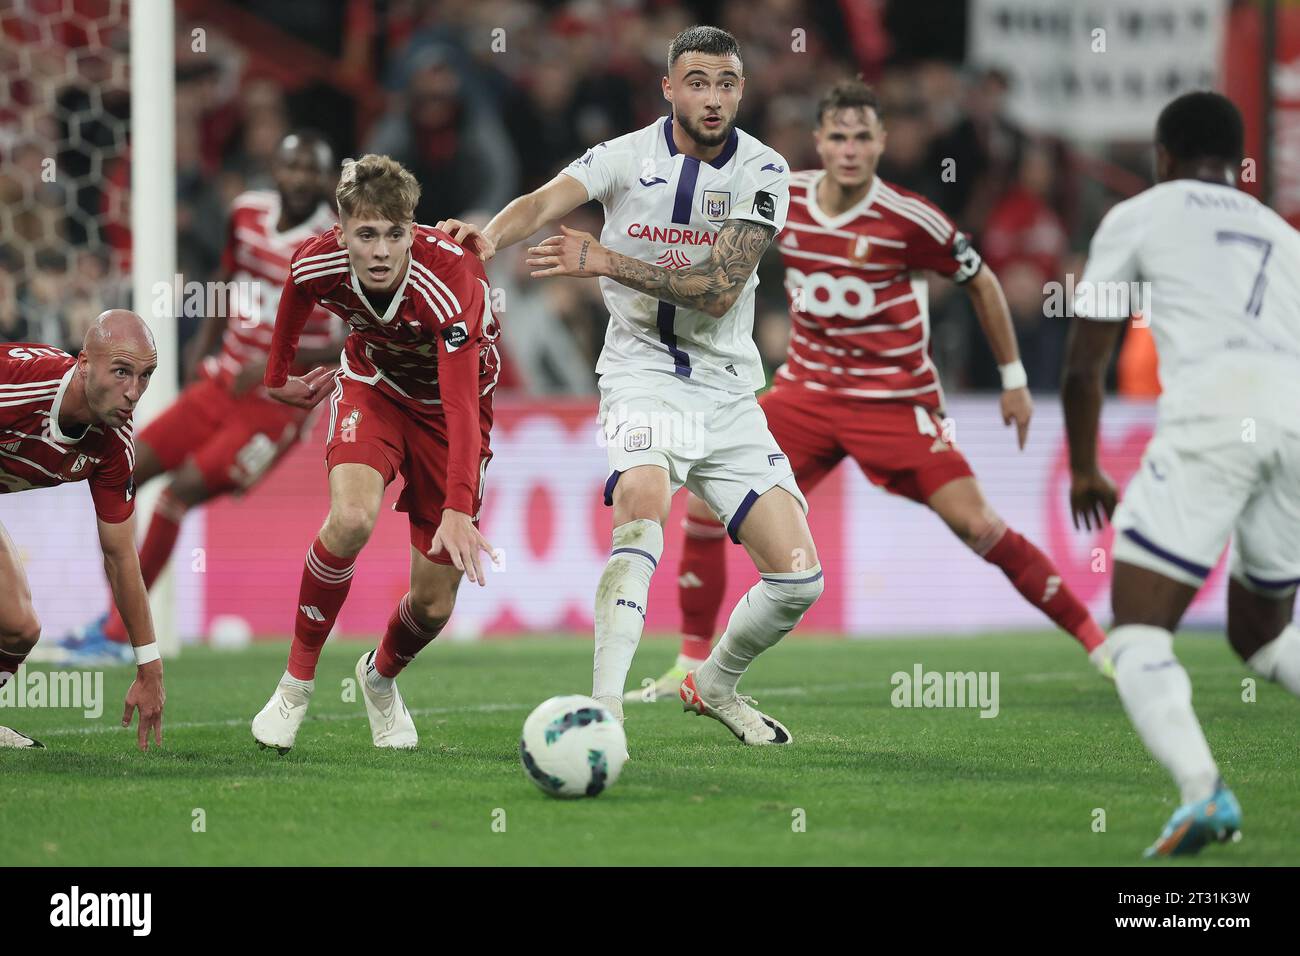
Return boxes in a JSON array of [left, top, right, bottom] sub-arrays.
[[680, 671, 792, 745], [356, 651, 418, 749], [251, 676, 313, 754], [0, 726, 44, 748]]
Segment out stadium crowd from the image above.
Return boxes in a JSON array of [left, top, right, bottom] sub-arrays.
[[0, 0, 1144, 395]]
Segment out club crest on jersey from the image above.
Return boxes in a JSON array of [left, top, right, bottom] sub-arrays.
[[702, 190, 731, 221], [624, 426, 652, 452], [341, 409, 361, 432], [847, 235, 870, 265], [441, 321, 469, 352], [70, 454, 88, 474]]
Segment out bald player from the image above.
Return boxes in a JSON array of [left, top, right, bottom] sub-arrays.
[[0, 310, 166, 750], [62, 131, 344, 664]]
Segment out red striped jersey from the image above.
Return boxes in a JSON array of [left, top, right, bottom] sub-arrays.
[[266, 225, 501, 516], [267, 224, 501, 412], [0, 345, 136, 523], [211, 191, 339, 385], [776, 171, 982, 410]]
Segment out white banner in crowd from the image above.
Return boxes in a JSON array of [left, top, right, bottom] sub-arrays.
[[970, 0, 1226, 139]]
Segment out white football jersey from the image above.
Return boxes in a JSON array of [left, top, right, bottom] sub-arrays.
[[1077, 179, 1300, 424], [562, 117, 790, 393]]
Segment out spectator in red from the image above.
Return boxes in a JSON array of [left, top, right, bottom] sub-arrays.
[[980, 139, 1069, 390]]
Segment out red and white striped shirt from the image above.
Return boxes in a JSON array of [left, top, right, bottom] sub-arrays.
[[0, 345, 136, 522], [266, 225, 501, 516], [777, 171, 982, 411], [210, 191, 339, 386]]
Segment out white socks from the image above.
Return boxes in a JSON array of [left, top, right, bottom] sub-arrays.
[[365, 652, 394, 693], [593, 520, 664, 713], [1109, 624, 1219, 804], [1245, 622, 1300, 696], [280, 671, 314, 697], [697, 565, 824, 700]]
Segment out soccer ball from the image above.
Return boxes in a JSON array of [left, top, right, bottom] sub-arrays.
[[520, 695, 627, 798]]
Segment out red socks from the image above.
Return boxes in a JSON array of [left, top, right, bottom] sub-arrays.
[[104, 488, 187, 644], [981, 526, 1106, 652], [678, 514, 727, 662], [374, 594, 443, 678], [286, 536, 356, 681]]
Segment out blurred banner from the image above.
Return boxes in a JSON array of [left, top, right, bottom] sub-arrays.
[[1, 396, 1232, 642], [970, 0, 1226, 139]]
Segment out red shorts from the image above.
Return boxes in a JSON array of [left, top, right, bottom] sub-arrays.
[[324, 376, 493, 562], [760, 383, 974, 503], [137, 375, 308, 496]]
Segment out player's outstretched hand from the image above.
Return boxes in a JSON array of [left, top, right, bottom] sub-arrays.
[[268, 365, 336, 409], [435, 219, 496, 262], [122, 659, 165, 751], [429, 509, 498, 586], [1001, 387, 1033, 449], [527, 225, 604, 278], [1069, 468, 1119, 532]]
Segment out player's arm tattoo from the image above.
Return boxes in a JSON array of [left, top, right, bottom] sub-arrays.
[[602, 219, 775, 317]]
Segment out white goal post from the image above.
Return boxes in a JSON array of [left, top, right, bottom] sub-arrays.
[[130, 1, 179, 658]]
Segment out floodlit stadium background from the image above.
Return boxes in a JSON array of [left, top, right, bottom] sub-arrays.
[[0, 0, 1293, 644]]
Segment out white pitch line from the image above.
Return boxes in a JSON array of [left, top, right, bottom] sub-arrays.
[[21, 670, 1147, 738]]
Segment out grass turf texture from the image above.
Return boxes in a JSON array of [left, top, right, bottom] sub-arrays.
[[2, 633, 1296, 866]]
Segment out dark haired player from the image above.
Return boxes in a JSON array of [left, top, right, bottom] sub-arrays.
[[1064, 90, 1300, 856], [633, 77, 1108, 702], [441, 25, 821, 745]]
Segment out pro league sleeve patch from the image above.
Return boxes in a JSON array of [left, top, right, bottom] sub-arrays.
[[441, 321, 470, 352], [753, 190, 777, 222]]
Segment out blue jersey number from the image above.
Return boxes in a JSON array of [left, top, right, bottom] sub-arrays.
[[1215, 230, 1272, 317]]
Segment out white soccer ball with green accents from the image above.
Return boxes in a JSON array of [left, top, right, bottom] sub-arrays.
[[520, 695, 626, 798]]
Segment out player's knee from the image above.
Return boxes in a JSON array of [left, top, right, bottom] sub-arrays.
[[964, 512, 1006, 554], [611, 468, 670, 524], [408, 591, 455, 632], [0, 608, 41, 654], [763, 566, 824, 613], [617, 491, 667, 525], [1226, 575, 1293, 662], [324, 505, 377, 555]]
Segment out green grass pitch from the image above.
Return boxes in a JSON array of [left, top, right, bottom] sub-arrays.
[[2, 633, 1297, 865]]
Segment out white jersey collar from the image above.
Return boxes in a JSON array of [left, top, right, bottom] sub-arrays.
[[349, 251, 411, 325], [805, 170, 880, 231], [49, 365, 89, 445]]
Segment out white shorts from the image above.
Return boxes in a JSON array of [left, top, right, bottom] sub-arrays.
[[598, 371, 807, 542], [1112, 417, 1300, 595]]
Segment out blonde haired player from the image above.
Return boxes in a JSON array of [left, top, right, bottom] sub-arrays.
[[442, 25, 819, 744], [251, 154, 501, 753]]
